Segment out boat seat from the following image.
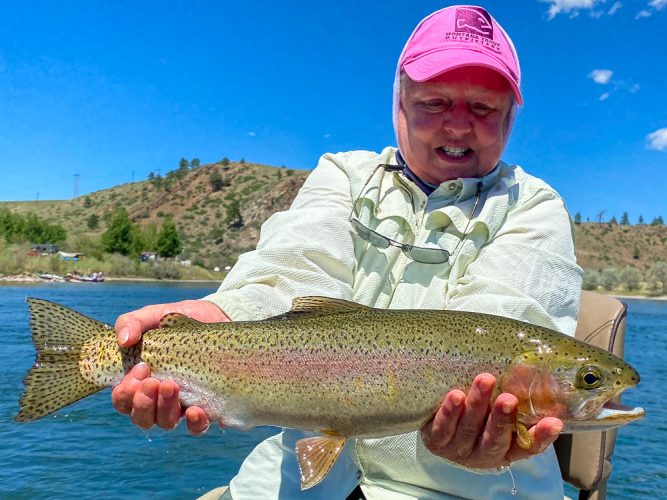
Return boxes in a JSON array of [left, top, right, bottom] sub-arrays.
[[554, 290, 628, 500]]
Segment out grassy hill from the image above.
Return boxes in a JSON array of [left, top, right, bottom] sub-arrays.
[[2, 160, 308, 272], [574, 222, 667, 272], [1, 159, 666, 293]]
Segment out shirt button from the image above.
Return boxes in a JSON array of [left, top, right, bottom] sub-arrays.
[[448, 184, 456, 191], [356, 470, 363, 480]]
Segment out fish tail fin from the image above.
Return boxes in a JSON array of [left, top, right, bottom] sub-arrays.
[[16, 298, 110, 422]]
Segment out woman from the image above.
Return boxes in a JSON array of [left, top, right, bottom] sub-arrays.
[[113, 6, 582, 499]]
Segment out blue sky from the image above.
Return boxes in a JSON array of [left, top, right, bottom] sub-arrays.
[[2, 0, 666, 223]]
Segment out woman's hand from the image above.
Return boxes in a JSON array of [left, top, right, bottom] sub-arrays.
[[421, 373, 563, 469], [111, 299, 229, 434]]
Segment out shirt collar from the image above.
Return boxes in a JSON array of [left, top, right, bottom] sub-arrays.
[[395, 149, 500, 202]]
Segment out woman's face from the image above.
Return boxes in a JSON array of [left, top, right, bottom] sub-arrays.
[[397, 66, 514, 185]]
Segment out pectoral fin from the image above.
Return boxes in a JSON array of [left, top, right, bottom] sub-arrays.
[[295, 435, 346, 490], [516, 422, 532, 449]]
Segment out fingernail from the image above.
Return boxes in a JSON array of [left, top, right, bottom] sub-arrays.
[[549, 424, 563, 438], [502, 401, 515, 415], [134, 362, 149, 379], [119, 328, 130, 346], [161, 384, 174, 399], [451, 393, 464, 408], [478, 378, 494, 395]]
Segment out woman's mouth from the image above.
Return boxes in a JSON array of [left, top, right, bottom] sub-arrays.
[[437, 145, 473, 162]]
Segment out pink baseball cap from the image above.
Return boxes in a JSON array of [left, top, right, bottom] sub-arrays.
[[398, 5, 522, 105]]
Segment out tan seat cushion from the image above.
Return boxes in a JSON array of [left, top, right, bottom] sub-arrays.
[[554, 291, 628, 493]]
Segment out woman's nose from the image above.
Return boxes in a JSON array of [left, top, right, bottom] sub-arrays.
[[443, 104, 472, 136]]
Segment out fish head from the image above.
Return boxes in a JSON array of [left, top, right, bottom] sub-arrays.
[[498, 340, 644, 432]]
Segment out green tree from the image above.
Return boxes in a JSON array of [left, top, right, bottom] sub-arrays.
[[221, 157, 230, 169], [101, 207, 134, 255], [1, 210, 66, 244], [638, 215, 644, 224], [225, 199, 243, 229], [149, 172, 163, 190], [191, 158, 201, 169], [178, 158, 190, 171], [22, 213, 66, 243], [83, 196, 93, 208], [87, 214, 99, 230], [131, 222, 158, 256], [620, 212, 630, 225], [651, 216, 664, 226], [609, 216, 618, 225], [156, 219, 182, 258]]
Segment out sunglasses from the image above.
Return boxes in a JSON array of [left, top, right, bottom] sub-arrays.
[[349, 163, 481, 264]]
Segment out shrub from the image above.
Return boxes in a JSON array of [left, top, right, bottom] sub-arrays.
[[600, 267, 619, 291], [152, 261, 182, 280], [619, 265, 642, 291], [645, 262, 667, 296], [582, 269, 600, 290], [108, 254, 137, 276]]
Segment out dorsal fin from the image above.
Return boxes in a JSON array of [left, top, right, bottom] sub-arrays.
[[158, 313, 203, 329], [270, 296, 370, 321]]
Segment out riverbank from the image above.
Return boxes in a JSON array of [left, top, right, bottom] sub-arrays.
[[0, 273, 222, 284], [1, 273, 664, 299]]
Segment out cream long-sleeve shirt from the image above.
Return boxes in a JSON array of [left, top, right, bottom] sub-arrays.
[[204, 147, 583, 500]]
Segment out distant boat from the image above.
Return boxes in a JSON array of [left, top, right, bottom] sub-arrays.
[[36, 273, 65, 282], [65, 273, 105, 283]]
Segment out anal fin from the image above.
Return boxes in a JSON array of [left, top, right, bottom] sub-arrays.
[[295, 435, 346, 490]]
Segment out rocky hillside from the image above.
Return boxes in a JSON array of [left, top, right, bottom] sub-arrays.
[[2, 160, 666, 273], [574, 222, 667, 272], [2, 160, 308, 269]]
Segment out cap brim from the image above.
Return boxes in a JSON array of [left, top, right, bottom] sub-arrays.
[[403, 49, 523, 105]]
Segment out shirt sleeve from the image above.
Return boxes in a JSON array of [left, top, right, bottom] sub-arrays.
[[202, 155, 356, 321], [446, 188, 583, 336]]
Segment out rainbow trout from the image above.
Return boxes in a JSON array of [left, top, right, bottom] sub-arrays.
[[17, 296, 644, 489]]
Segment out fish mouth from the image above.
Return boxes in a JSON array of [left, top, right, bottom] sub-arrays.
[[562, 400, 645, 433]]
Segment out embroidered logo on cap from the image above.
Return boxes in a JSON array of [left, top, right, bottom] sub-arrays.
[[443, 6, 501, 53], [455, 7, 493, 39]]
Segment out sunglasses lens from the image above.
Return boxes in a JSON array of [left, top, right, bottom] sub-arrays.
[[350, 219, 391, 249], [405, 246, 450, 264]]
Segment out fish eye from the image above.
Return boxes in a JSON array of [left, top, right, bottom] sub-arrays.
[[577, 366, 603, 389]]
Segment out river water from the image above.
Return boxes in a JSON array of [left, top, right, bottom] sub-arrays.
[[0, 282, 663, 498]]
